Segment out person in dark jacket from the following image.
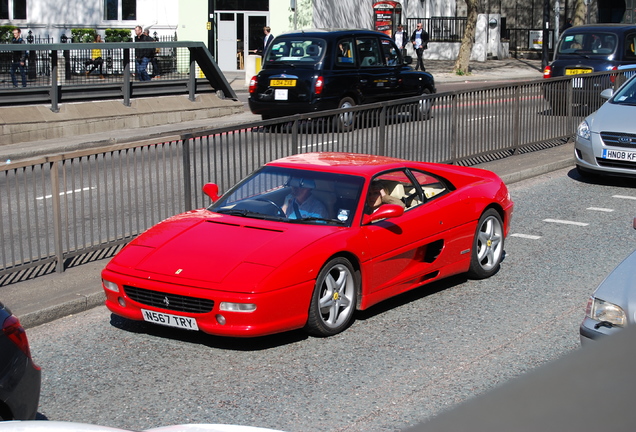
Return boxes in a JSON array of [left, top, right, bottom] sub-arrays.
[[134, 25, 154, 81], [410, 22, 429, 71], [10, 28, 27, 88]]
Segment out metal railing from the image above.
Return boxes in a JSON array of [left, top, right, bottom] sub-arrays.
[[0, 69, 631, 283], [0, 41, 237, 110], [406, 17, 467, 42]]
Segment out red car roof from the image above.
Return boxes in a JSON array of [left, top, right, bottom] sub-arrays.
[[267, 152, 412, 176]]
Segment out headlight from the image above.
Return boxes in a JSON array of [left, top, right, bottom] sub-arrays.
[[577, 120, 591, 141], [219, 302, 257, 312], [102, 278, 120, 293], [585, 296, 626, 327]]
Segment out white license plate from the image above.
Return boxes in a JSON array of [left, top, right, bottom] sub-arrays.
[[274, 89, 288, 100], [141, 309, 199, 331], [602, 149, 636, 161]]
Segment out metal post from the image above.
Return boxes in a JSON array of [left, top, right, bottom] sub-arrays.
[[50, 161, 65, 273], [189, 52, 197, 102], [378, 104, 387, 156], [512, 84, 521, 155], [182, 139, 192, 211], [123, 48, 131, 106], [50, 51, 59, 113]]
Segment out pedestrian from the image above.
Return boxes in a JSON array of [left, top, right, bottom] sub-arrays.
[[410, 22, 429, 71], [134, 25, 153, 81], [143, 29, 161, 79], [393, 24, 407, 56], [262, 26, 274, 57], [85, 34, 105, 79], [10, 27, 27, 88]]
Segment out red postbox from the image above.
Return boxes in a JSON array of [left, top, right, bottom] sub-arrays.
[[373, 1, 403, 37]]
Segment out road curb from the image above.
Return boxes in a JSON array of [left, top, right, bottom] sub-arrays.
[[20, 291, 105, 329]]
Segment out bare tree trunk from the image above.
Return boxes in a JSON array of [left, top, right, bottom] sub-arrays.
[[454, 0, 480, 75], [572, 0, 587, 26]]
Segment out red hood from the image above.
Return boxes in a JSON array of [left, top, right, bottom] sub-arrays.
[[110, 210, 339, 285]]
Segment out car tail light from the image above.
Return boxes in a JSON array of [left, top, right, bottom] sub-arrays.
[[249, 76, 258, 94], [609, 65, 618, 83], [314, 76, 324, 95], [3, 315, 38, 367], [543, 65, 552, 78]]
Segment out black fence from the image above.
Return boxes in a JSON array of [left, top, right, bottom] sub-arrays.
[[406, 17, 467, 42], [0, 41, 237, 111]]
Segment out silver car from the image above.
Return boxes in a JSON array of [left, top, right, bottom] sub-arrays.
[[580, 218, 636, 344], [575, 73, 636, 178]]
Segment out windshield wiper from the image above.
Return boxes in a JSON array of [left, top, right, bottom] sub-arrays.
[[293, 216, 346, 225], [216, 208, 282, 220]]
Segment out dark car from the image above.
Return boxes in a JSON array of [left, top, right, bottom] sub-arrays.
[[543, 24, 636, 113], [0, 302, 41, 420], [248, 29, 436, 129]]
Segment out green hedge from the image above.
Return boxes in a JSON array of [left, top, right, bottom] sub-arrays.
[[0, 25, 17, 43], [105, 29, 133, 42], [71, 28, 97, 43]]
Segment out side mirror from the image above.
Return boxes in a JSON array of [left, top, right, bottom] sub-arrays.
[[600, 88, 613, 100], [403, 55, 413, 65], [202, 183, 220, 202], [362, 204, 405, 225], [633, 217, 636, 230]]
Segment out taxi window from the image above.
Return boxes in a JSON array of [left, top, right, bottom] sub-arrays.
[[356, 37, 382, 67], [264, 38, 326, 65], [625, 32, 636, 61], [381, 39, 401, 66], [335, 38, 355, 66], [558, 32, 617, 55]]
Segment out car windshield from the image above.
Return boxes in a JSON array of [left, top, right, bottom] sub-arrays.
[[558, 32, 617, 56], [209, 166, 365, 226], [611, 75, 636, 105], [263, 38, 326, 66]]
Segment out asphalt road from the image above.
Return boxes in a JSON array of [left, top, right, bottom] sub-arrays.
[[24, 167, 636, 432]]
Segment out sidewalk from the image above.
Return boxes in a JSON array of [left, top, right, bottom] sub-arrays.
[[0, 56, 564, 330]]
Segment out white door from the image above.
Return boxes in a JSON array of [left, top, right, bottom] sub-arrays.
[[217, 13, 237, 71]]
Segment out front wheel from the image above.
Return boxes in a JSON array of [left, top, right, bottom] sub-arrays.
[[306, 257, 358, 336], [467, 208, 504, 279]]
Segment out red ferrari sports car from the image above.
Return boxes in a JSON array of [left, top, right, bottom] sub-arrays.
[[102, 152, 513, 337]]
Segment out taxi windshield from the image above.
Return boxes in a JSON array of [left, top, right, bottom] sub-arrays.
[[558, 32, 617, 56], [264, 38, 326, 66]]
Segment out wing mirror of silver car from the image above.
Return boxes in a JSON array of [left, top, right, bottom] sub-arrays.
[[600, 88, 614, 100], [203, 183, 220, 202]]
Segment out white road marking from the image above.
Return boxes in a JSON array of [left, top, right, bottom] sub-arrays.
[[543, 218, 589, 226], [468, 116, 497, 122], [613, 195, 636, 200], [36, 187, 96, 200], [587, 207, 614, 212], [511, 233, 542, 240]]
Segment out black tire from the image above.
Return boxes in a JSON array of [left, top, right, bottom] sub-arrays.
[[335, 97, 356, 132], [467, 208, 505, 279], [306, 257, 358, 336]]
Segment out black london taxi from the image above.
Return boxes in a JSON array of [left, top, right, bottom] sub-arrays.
[[248, 28, 436, 129], [543, 24, 636, 113]]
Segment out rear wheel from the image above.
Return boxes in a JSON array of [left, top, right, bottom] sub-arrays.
[[416, 88, 433, 120], [335, 97, 356, 132], [306, 257, 358, 336], [468, 209, 504, 279]]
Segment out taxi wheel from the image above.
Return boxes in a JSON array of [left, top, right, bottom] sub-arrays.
[[306, 257, 358, 336], [335, 97, 356, 132], [417, 88, 433, 120], [468, 208, 504, 279]]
